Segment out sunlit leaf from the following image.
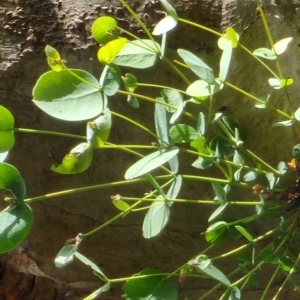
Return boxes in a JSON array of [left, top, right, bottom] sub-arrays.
[[45, 45, 63, 72], [143, 196, 170, 238], [33, 69, 105, 121], [192, 157, 214, 169], [273, 37, 293, 55], [166, 175, 182, 200], [125, 146, 179, 179], [177, 49, 215, 84], [113, 40, 160, 69], [97, 38, 127, 65], [186, 79, 222, 97], [253, 48, 277, 60], [0, 106, 15, 153], [190, 137, 210, 154], [273, 119, 294, 127], [197, 112, 205, 136], [55, 244, 78, 268], [87, 108, 111, 148], [212, 182, 226, 201], [92, 16, 118, 44], [233, 150, 244, 165], [277, 161, 287, 174], [208, 203, 228, 222], [0, 204, 33, 254], [219, 39, 232, 81], [83, 283, 111, 300], [170, 101, 186, 124], [243, 171, 257, 182], [51, 143, 93, 174], [153, 16, 177, 36], [162, 89, 183, 113]]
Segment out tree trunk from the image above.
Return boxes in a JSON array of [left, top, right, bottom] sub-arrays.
[[1, 0, 300, 299]]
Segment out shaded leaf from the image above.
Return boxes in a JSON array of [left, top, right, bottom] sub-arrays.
[[33, 69, 105, 121], [192, 157, 214, 169], [125, 146, 179, 179], [162, 89, 183, 113], [166, 175, 182, 200], [212, 182, 226, 201], [293, 144, 300, 160], [208, 203, 228, 222], [127, 95, 139, 108], [143, 196, 170, 238], [260, 248, 276, 263], [234, 225, 253, 242], [55, 244, 78, 268], [169, 124, 198, 143], [100, 65, 121, 96], [229, 287, 241, 300], [0, 204, 33, 254], [83, 283, 111, 300], [219, 39, 232, 81], [170, 101, 186, 124], [197, 112, 205, 136]]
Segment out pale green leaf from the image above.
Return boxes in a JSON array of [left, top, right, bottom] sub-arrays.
[[219, 39, 232, 81], [83, 283, 111, 300], [253, 48, 277, 60], [153, 16, 177, 36], [186, 79, 222, 97], [273, 37, 293, 55], [208, 203, 228, 222], [170, 124, 198, 143]]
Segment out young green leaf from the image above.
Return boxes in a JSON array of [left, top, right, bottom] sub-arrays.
[[45, 45, 63, 72], [92, 16, 118, 45], [229, 287, 241, 300], [218, 27, 239, 50], [260, 248, 276, 263], [177, 49, 215, 84], [122, 268, 178, 300], [125, 146, 179, 179], [32, 69, 105, 121], [97, 38, 127, 65], [100, 65, 121, 96], [51, 143, 93, 175], [234, 225, 253, 242], [0, 106, 15, 153], [233, 150, 244, 165], [219, 39, 232, 81], [112, 200, 130, 212], [113, 40, 160, 69], [205, 227, 229, 245], [159, 0, 178, 20], [143, 196, 170, 238], [169, 124, 198, 143], [278, 256, 295, 272], [122, 73, 138, 92], [190, 137, 210, 154], [127, 95, 139, 108], [268, 77, 293, 89], [87, 108, 112, 148], [0, 162, 26, 203], [0, 204, 33, 254]]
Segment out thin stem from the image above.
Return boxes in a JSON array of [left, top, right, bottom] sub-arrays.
[[24, 175, 172, 204], [136, 82, 190, 97], [162, 56, 190, 85], [14, 128, 86, 140]]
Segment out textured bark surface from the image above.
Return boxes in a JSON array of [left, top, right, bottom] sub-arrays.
[[1, 0, 300, 299]]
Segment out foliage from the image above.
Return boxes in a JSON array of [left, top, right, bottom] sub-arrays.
[[1, 0, 300, 299]]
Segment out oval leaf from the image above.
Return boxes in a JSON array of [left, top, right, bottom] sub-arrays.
[[273, 37, 293, 55], [0, 204, 33, 254], [55, 244, 78, 268], [153, 16, 177, 36], [253, 48, 277, 60], [0, 162, 26, 203], [125, 146, 179, 179], [234, 225, 253, 242], [97, 38, 127, 65], [100, 65, 121, 96], [0, 106, 15, 153], [92, 16, 118, 45], [170, 124, 198, 143], [186, 79, 222, 97], [45, 45, 63, 72], [33, 69, 105, 121], [219, 39, 232, 81]]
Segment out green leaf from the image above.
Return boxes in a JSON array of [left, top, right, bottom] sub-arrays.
[[153, 16, 177, 36], [260, 248, 276, 263], [273, 37, 293, 55], [277, 161, 287, 174], [167, 175, 182, 200], [100, 65, 121, 96], [32, 69, 105, 121], [229, 287, 241, 300], [159, 0, 178, 20], [122, 268, 178, 300], [154, 100, 172, 146], [146, 173, 167, 199], [219, 39, 232, 81], [192, 157, 214, 169], [218, 28, 239, 50], [186, 79, 222, 97], [234, 225, 253, 242], [253, 48, 277, 60], [234, 168, 242, 181], [51, 143, 93, 174], [169, 124, 198, 143], [197, 112, 205, 136], [113, 200, 130, 212], [45, 45, 63, 72], [55, 244, 78, 268], [208, 203, 228, 222], [206, 227, 229, 245], [143, 196, 170, 238], [278, 256, 295, 272], [268, 77, 293, 89], [168, 155, 179, 174], [75, 251, 107, 279], [170, 101, 186, 124], [190, 137, 210, 154], [98, 38, 127, 65], [125, 146, 179, 179], [0, 106, 15, 153], [266, 172, 278, 189], [122, 73, 138, 92], [0, 204, 33, 254], [0, 162, 26, 203], [127, 95, 139, 108], [206, 221, 227, 233], [293, 144, 300, 160], [243, 171, 257, 182], [177, 49, 215, 84], [233, 150, 244, 165], [212, 182, 226, 201], [113, 40, 159, 69], [87, 108, 111, 148], [190, 256, 231, 287], [92, 16, 118, 45], [162, 89, 183, 113], [294, 107, 300, 121], [83, 283, 110, 300]]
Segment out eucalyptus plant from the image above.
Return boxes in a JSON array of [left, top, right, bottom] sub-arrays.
[[1, 0, 300, 299]]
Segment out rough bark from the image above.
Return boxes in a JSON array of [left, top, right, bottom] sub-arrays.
[[1, 0, 300, 299]]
